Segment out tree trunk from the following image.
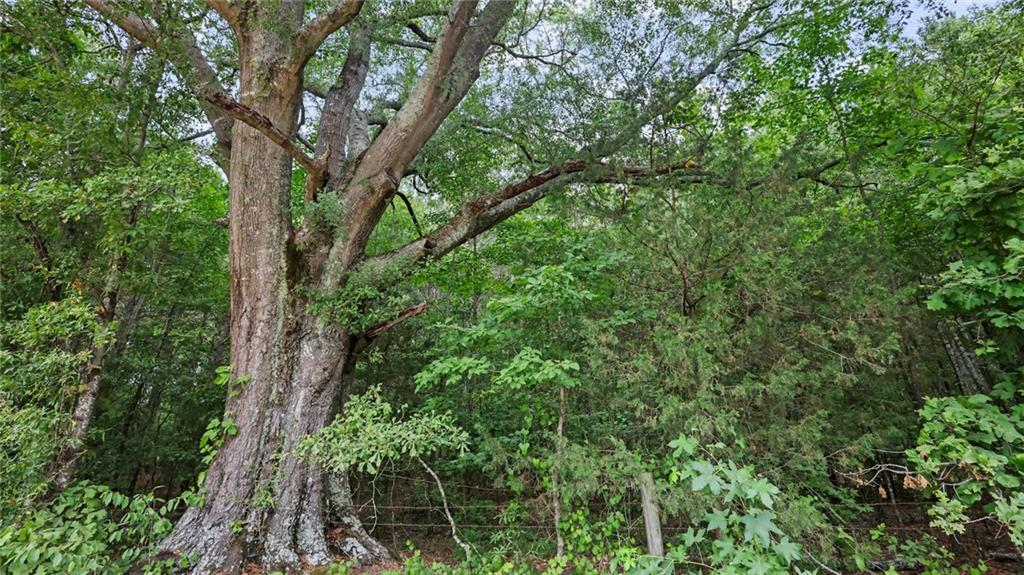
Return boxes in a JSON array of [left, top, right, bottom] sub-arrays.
[[158, 316, 353, 572], [135, 2, 514, 570], [157, 31, 341, 568], [939, 320, 990, 395], [327, 472, 393, 563], [552, 387, 566, 558]]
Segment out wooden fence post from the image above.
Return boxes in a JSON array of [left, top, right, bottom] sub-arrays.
[[639, 471, 664, 556]]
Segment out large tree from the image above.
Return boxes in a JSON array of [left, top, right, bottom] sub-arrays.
[[80, 0, 879, 571]]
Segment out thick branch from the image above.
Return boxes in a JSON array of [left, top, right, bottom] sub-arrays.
[[293, 0, 365, 66], [318, 0, 515, 284], [83, 0, 158, 44], [360, 4, 788, 272], [205, 0, 239, 33], [370, 149, 847, 273], [370, 160, 700, 268], [308, 22, 372, 199], [350, 0, 514, 185]]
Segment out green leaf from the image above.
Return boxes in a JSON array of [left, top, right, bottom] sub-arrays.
[[773, 537, 802, 564], [704, 509, 729, 532], [740, 511, 782, 546]]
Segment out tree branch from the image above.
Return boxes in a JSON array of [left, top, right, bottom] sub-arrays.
[[84, 0, 235, 167], [368, 148, 849, 274], [318, 0, 516, 284], [353, 301, 429, 352], [308, 22, 372, 199], [83, 0, 158, 44], [418, 457, 472, 560], [204, 0, 239, 33], [293, 0, 365, 67], [350, 2, 797, 284], [375, 34, 433, 52], [394, 191, 423, 237], [206, 91, 322, 176], [369, 160, 701, 268], [406, 21, 435, 43]]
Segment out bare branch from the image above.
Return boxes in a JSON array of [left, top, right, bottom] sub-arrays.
[[469, 122, 539, 164], [491, 41, 575, 66], [375, 34, 433, 51], [206, 91, 322, 175], [353, 301, 429, 352], [419, 457, 472, 560], [179, 128, 215, 142], [394, 191, 423, 237], [406, 21, 435, 43]]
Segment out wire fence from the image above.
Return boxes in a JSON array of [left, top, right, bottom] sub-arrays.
[[351, 496, 935, 537], [348, 463, 944, 545]]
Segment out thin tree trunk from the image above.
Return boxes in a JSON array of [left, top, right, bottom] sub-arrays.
[[939, 320, 989, 395], [48, 340, 110, 492], [553, 386, 566, 558], [48, 269, 124, 493]]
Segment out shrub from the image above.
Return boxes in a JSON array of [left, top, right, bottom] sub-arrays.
[[0, 482, 178, 574]]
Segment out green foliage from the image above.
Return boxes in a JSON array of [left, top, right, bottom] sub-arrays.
[[908, 375, 1024, 547], [652, 436, 804, 575], [2, 0, 229, 501], [2, 0, 1022, 572], [301, 385, 468, 474], [869, 525, 990, 575], [894, 6, 1024, 359], [0, 296, 110, 511], [0, 482, 178, 574], [0, 296, 110, 405], [307, 257, 415, 333], [917, 102, 1024, 333]]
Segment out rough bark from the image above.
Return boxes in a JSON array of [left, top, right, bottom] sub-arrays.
[[939, 320, 990, 395], [48, 207, 141, 493], [327, 472, 393, 563], [157, 6, 327, 570], [149, 3, 400, 568]]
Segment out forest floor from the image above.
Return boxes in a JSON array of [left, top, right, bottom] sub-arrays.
[[331, 526, 1022, 575]]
